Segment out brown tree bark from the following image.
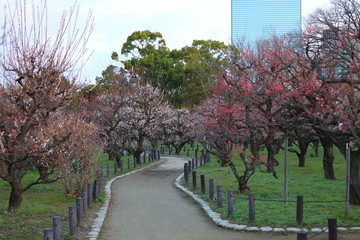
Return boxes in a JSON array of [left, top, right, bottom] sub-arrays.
[[320, 137, 336, 180], [228, 160, 253, 193], [266, 145, 279, 172], [8, 171, 23, 212], [297, 136, 309, 167], [350, 150, 360, 205], [238, 176, 251, 193], [37, 166, 49, 181], [312, 139, 320, 158]]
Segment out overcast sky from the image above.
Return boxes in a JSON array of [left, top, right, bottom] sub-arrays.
[[1, 0, 333, 83]]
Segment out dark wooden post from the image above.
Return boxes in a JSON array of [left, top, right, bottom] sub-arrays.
[[206, 150, 210, 163], [328, 218, 337, 240], [188, 160, 192, 172], [187, 148, 189, 156], [127, 158, 130, 169], [99, 166, 104, 180], [191, 159, 195, 169], [53, 216, 61, 240], [43, 228, 53, 240], [114, 161, 118, 175], [249, 193, 255, 223], [227, 190, 233, 216], [120, 160, 124, 172], [217, 185, 223, 208], [297, 231, 307, 240], [209, 179, 214, 200], [82, 188, 88, 213], [69, 206, 76, 236], [184, 163, 189, 183], [195, 157, 198, 168], [297, 195, 304, 226], [106, 163, 110, 177], [143, 151, 146, 164], [200, 174, 205, 194], [76, 197, 83, 226], [98, 166, 103, 193], [192, 171, 197, 189], [133, 156, 136, 168], [87, 183, 92, 206], [93, 179, 98, 200]]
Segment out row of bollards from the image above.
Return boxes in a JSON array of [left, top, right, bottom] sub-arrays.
[[43, 150, 161, 239], [43, 180, 99, 240], [183, 155, 211, 183], [186, 170, 340, 240], [164, 145, 210, 159]]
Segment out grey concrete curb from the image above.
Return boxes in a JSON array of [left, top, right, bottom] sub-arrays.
[[174, 173, 360, 233], [86, 160, 164, 240]]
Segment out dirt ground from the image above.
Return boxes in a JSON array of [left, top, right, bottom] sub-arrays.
[[82, 157, 360, 240]]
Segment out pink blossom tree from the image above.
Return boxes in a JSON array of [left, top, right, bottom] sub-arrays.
[[0, 0, 93, 211]]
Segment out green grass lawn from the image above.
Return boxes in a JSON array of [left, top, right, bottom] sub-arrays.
[[0, 151, 156, 240], [1, 144, 359, 239], [179, 144, 360, 229]]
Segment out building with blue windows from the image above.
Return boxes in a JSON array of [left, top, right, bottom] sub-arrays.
[[231, 0, 301, 44]]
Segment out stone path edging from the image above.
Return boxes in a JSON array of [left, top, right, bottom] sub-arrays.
[[174, 173, 360, 233], [86, 160, 164, 240]]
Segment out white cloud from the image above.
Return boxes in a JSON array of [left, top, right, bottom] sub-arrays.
[[302, 0, 332, 20]]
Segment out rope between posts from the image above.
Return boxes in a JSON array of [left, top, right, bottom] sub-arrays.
[[307, 228, 328, 239], [229, 194, 347, 204]]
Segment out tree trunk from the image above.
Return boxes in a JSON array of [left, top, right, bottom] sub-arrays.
[[266, 145, 279, 173], [297, 144, 308, 167], [297, 137, 309, 167], [115, 155, 122, 168], [8, 178, 23, 212], [228, 160, 251, 193], [134, 153, 141, 165], [238, 176, 251, 193], [313, 139, 320, 158], [350, 150, 360, 205], [173, 142, 187, 155], [105, 149, 115, 161], [37, 166, 49, 181], [320, 137, 336, 180], [174, 146, 182, 155]]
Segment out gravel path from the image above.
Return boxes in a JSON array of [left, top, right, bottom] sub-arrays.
[[97, 156, 360, 240]]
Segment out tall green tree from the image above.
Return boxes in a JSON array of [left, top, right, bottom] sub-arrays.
[[172, 40, 234, 107], [108, 30, 233, 108]]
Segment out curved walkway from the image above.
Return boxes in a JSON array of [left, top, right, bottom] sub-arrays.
[[92, 156, 360, 240]]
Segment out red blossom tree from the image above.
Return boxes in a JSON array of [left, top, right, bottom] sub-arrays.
[[300, 0, 360, 203]]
